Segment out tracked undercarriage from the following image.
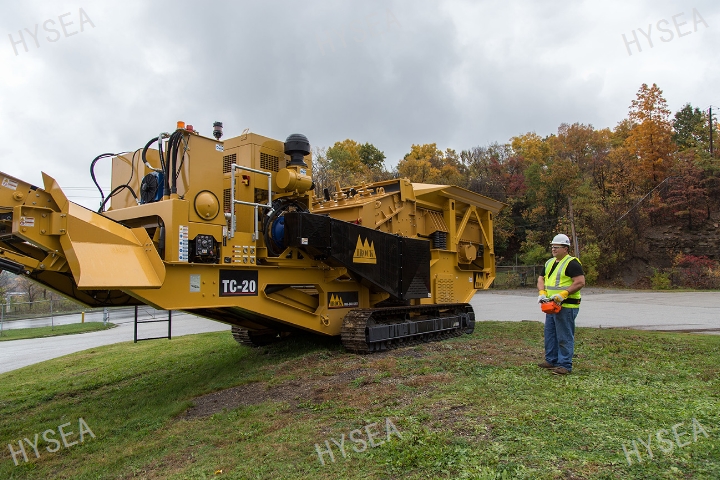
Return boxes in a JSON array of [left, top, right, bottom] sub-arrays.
[[341, 303, 475, 353]]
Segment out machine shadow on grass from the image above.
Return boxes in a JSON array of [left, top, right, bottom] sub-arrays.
[[248, 331, 346, 356]]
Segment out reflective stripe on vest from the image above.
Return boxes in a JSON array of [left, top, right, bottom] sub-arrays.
[[544, 255, 581, 308]]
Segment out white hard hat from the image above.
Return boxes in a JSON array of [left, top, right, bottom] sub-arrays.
[[550, 234, 571, 246]]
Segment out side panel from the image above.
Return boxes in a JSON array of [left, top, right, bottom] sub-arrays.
[[283, 211, 430, 301]]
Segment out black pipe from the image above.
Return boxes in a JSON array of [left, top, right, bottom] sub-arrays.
[[0, 258, 27, 275], [157, 135, 165, 171], [141, 137, 158, 170], [163, 133, 174, 197], [170, 132, 182, 194], [165, 131, 179, 196]]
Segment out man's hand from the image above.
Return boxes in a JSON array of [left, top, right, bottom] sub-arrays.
[[550, 290, 569, 303], [538, 290, 548, 303]]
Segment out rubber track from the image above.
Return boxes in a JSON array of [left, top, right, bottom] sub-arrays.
[[341, 303, 473, 354], [231, 326, 277, 347]]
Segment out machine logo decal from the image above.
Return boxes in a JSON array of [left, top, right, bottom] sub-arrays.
[[215, 144, 224, 152], [353, 236, 376, 264], [328, 291, 359, 309], [219, 270, 258, 296]]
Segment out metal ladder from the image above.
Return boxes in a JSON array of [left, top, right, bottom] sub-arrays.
[[133, 306, 172, 342]]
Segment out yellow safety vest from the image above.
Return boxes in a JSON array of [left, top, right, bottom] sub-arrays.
[[544, 255, 581, 308]]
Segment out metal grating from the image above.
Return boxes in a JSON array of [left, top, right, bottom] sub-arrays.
[[435, 276, 454, 303], [260, 152, 279, 172], [223, 153, 236, 174], [406, 275, 429, 297], [223, 188, 231, 213], [426, 210, 448, 232]]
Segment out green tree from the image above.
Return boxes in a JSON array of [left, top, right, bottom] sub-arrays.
[[327, 139, 365, 177], [358, 143, 386, 171], [673, 103, 707, 151]]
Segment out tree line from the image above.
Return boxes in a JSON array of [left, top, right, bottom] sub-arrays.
[[313, 83, 720, 285]]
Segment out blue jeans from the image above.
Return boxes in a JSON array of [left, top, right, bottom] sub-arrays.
[[544, 307, 579, 371]]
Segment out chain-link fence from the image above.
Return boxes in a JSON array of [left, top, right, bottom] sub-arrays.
[[491, 265, 544, 289], [0, 298, 89, 322]]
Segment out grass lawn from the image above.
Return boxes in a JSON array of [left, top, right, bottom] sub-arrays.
[[0, 321, 717, 479], [0, 322, 116, 341]]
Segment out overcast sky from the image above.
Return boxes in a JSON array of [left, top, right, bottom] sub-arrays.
[[1, 0, 718, 209]]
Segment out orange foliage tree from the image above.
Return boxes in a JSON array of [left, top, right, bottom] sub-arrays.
[[625, 83, 676, 187]]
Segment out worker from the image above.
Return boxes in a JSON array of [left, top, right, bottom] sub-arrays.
[[536, 234, 585, 375]]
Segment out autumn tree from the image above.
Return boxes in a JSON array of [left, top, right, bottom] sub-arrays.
[[395, 143, 464, 184], [664, 153, 711, 229], [551, 123, 595, 166], [327, 139, 366, 180], [462, 143, 525, 201], [625, 83, 676, 186], [510, 132, 553, 164], [312, 140, 390, 196]]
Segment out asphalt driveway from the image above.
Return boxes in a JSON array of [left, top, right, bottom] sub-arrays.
[[1, 289, 717, 375], [471, 288, 720, 333]]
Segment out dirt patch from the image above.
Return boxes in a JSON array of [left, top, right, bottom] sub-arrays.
[[181, 380, 313, 418], [181, 345, 444, 419], [427, 403, 494, 441], [180, 333, 541, 419], [182, 367, 388, 418], [422, 337, 537, 367], [395, 350, 425, 359]]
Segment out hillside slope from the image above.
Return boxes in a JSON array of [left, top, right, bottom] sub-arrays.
[[1, 324, 718, 479]]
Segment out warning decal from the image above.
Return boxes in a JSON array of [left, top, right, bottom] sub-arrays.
[[190, 274, 201, 292], [179, 225, 188, 262], [2, 178, 18, 190]]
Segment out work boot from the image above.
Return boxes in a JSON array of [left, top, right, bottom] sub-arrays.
[[537, 361, 555, 369], [551, 367, 571, 375]]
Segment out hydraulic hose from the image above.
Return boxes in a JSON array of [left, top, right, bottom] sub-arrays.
[[162, 133, 172, 197], [164, 131, 180, 197], [90, 152, 129, 211], [169, 132, 180, 194], [141, 137, 165, 173], [174, 134, 189, 195]]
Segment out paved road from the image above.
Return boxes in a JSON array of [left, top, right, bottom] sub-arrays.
[[1, 289, 718, 375], [0, 306, 169, 331], [471, 288, 720, 333], [0, 310, 230, 374]]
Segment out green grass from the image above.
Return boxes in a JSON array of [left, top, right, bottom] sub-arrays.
[[0, 322, 116, 341], [0, 323, 718, 479]]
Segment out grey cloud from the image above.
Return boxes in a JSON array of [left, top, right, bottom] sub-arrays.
[[0, 0, 718, 207]]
